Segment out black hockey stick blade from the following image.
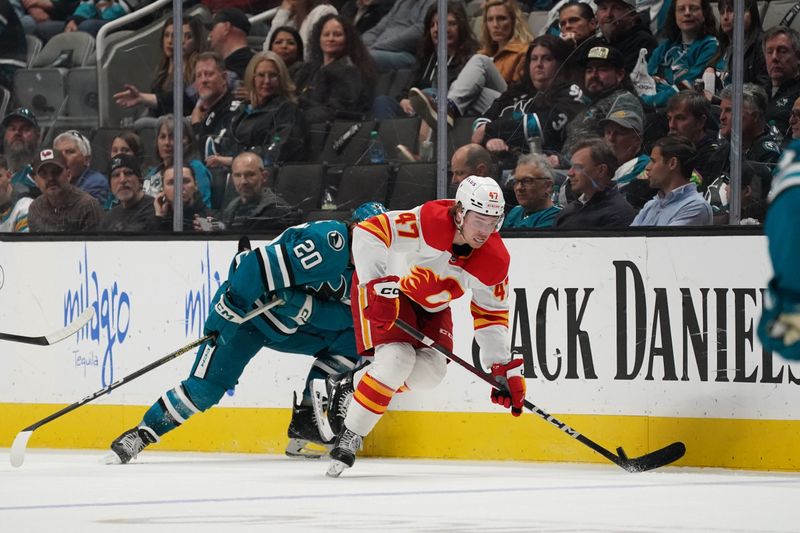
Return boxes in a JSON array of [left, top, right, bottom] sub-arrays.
[[394, 319, 686, 473], [0, 306, 94, 346], [616, 442, 686, 472]]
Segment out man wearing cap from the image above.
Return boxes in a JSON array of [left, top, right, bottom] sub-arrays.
[[2, 107, 41, 197], [27, 148, 103, 232], [585, 0, 657, 74], [599, 93, 655, 209], [99, 154, 155, 232], [562, 45, 639, 159], [207, 7, 254, 81]]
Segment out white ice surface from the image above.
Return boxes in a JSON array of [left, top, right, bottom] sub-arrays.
[[1, 450, 798, 532]]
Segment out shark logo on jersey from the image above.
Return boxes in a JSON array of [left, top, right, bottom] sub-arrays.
[[327, 230, 345, 251], [308, 274, 348, 302]]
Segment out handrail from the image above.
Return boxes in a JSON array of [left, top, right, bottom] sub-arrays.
[[96, 0, 172, 126], [95, 0, 171, 66], [248, 7, 279, 25]]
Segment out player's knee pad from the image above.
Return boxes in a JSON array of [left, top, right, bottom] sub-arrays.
[[405, 347, 447, 390], [369, 342, 416, 390], [181, 375, 227, 413]]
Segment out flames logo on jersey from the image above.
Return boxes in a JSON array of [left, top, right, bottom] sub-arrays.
[[399, 266, 464, 308]]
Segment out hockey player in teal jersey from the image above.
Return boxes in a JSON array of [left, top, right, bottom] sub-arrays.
[[759, 140, 800, 360], [106, 202, 387, 463]]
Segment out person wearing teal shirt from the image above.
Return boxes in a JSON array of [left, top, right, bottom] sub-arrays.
[[503, 153, 561, 229]]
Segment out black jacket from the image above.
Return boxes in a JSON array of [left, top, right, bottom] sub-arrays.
[[221, 96, 308, 163], [585, 20, 658, 74], [222, 188, 302, 231], [766, 76, 800, 139], [295, 56, 374, 122], [555, 187, 636, 229]]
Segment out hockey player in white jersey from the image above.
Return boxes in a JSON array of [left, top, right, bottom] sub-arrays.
[[316, 176, 527, 477]]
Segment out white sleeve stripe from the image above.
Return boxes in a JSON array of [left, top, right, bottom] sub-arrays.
[[274, 244, 291, 287], [259, 246, 275, 291], [261, 309, 299, 334], [161, 393, 187, 424]]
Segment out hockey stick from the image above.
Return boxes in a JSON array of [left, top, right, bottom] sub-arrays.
[[0, 306, 95, 346], [10, 298, 283, 467], [394, 319, 686, 473]]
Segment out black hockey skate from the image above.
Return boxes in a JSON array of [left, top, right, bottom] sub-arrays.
[[286, 391, 333, 459], [311, 369, 355, 443], [105, 426, 158, 464], [327, 425, 363, 477]]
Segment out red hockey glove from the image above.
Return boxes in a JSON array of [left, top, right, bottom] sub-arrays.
[[363, 275, 401, 325], [490, 359, 526, 416]]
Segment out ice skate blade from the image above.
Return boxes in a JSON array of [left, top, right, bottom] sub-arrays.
[[326, 459, 348, 477], [311, 379, 334, 442], [102, 451, 123, 465], [285, 438, 328, 459]]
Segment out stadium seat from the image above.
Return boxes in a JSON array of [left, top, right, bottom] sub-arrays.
[[273, 163, 326, 215], [67, 68, 100, 126], [25, 35, 42, 67], [448, 116, 477, 155], [763, 0, 800, 31], [306, 121, 330, 162], [378, 117, 422, 161], [334, 164, 391, 210], [528, 11, 551, 36], [387, 69, 414, 100], [388, 162, 437, 210]]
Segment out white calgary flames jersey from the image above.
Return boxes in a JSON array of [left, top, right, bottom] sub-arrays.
[[353, 199, 511, 366]]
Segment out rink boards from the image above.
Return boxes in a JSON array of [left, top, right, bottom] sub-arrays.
[[2, 233, 799, 471]]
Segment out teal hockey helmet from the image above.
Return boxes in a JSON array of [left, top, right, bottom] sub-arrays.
[[351, 201, 387, 223]]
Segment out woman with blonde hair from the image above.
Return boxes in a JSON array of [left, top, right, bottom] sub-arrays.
[[479, 0, 532, 85], [207, 51, 308, 168]]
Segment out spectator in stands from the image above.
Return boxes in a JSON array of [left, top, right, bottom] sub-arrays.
[[373, 0, 477, 125], [705, 83, 782, 184], [586, 0, 657, 74], [449, 143, 493, 186], [787, 95, 800, 144], [208, 52, 308, 169], [61, 0, 130, 37], [268, 26, 306, 78], [478, 0, 532, 85], [190, 52, 237, 155], [144, 114, 213, 209], [2, 107, 39, 196], [265, 0, 337, 61], [558, 0, 597, 49], [0, 0, 26, 91], [502, 153, 561, 228], [555, 137, 636, 228], [339, 0, 392, 35], [409, 0, 528, 130], [562, 45, 635, 159], [665, 91, 718, 185], [200, 152, 300, 232], [294, 14, 376, 123], [26, 0, 81, 42], [53, 130, 109, 206], [114, 17, 205, 119], [0, 154, 31, 231], [632, 135, 711, 226], [99, 154, 154, 232], [10, 0, 35, 34], [764, 26, 800, 140], [150, 163, 211, 232], [28, 147, 103, 232], [642, 0, 718, 110], [362, 0, 435, 72], [207, 7, 254, 81], [704, 0, 766, 93], [704, 159, 766, 224], [110, 131, 143, 160], [598, 94, 654, 208], [473, 36, 586, 161]]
